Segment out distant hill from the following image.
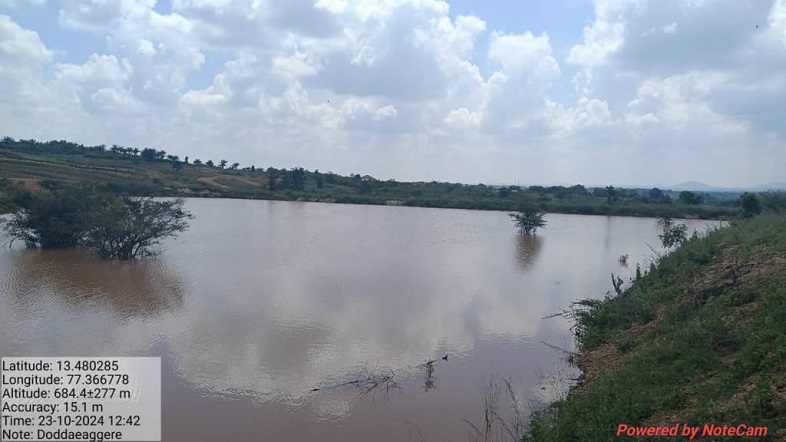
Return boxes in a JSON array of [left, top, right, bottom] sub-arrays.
[[667, 181, 786, 193], [666, 181, 736, 192]]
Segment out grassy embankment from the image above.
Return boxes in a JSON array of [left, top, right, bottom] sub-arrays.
[[524, 214, 786, 441], [0, 138, 740, 219]]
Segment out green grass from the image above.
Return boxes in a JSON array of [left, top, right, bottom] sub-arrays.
[[524, 214, 786, 441]]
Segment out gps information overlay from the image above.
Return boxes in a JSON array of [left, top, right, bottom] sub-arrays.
[[1, 357, 161, 441]]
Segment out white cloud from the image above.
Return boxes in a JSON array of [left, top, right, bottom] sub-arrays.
[[443, 107, 480, 129], [373, 104, 397, 121], [481, 31, 560, 136], [0, 14, 51, 64], [0, 0, 785, 187]]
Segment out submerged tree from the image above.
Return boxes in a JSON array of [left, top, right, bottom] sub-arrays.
[[509, 194, 546, 234], [3, 187, 192, 260], [88, 197, 193, 259], [4, 185, 101, 249]]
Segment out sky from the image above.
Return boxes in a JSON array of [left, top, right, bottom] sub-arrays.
[[0, 0, 784, 188]]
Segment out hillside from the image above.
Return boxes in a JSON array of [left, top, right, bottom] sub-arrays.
[[668, 181, 786, 193], [525, 214, 786, 441], [0, 138, 740, 219]]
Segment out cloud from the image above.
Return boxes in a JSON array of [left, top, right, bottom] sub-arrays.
[[443, 107, 480, 129], [0, 0, 44, 8], [613, 0, 773, 75], [0, 13, 51, 64], [481, 31, 561, 135], [1, 0, 785, 187]]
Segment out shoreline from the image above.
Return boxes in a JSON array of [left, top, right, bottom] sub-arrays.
[[0, 193, 735, 221], [523, 214, 786, 441]]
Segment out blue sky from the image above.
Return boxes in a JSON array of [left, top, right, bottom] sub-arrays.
[[1, 0, 784, 188]]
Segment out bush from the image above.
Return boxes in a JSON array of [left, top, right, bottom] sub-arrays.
[[739, 192, 762, 219], [760, 190, 786, 213], [510, 194, 547, 234], [4, 185, 101, 248], [658, 217, 688, 248], [3, 186, 192, 259], [88, 197, 192, 259]]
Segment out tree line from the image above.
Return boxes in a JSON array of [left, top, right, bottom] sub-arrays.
[[2, 137, 784, 219]]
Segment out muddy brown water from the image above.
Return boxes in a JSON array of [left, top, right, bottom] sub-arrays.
[[0, 199, 719, 441]]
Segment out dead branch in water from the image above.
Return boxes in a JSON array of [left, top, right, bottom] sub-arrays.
[[310, 361, 401, 402]]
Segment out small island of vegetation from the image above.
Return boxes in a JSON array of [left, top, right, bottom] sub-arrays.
[[3, 183, 192, 259], [510, 194, 547, 234]]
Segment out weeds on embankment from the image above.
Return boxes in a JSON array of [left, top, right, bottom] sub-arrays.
[[524, 214, 786, 442]]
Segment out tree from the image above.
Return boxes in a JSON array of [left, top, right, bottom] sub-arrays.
[[739, 192, 762, 218], [498, 187, 512, 198], [230, 162, 240, 170], [4, 186, 100, 249], [3, 189, 193, 259], [509, 195, 546, 234], [219, 159, 228, 169], [267, 170, 278, 190], [678, 191, 702, 205], [760, 190, 786, 213], [140, 148, 156, 162], [606, 185, 617, 205], [288, 167, 306, 190], [88, 197, 193, 259], [569, 184, 587, 196], [205, 160, 214, 167], [649, 187, 665, 202], [658, 217, 687, 248], [193, 158, 202, 165]]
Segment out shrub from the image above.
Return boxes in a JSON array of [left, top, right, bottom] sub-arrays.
[[3, 186, 192, 259]]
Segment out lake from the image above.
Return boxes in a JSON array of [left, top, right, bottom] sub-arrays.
[[0, 199, 720, 441]]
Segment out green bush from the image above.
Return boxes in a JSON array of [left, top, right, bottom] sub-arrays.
[[3, 186, 192, 259]]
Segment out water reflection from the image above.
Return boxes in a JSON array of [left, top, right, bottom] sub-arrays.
[[515, 234, 543, 271], [2, 249, 184, 318], [0, 200, 719, 441], [423, 361, 436, 392]]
